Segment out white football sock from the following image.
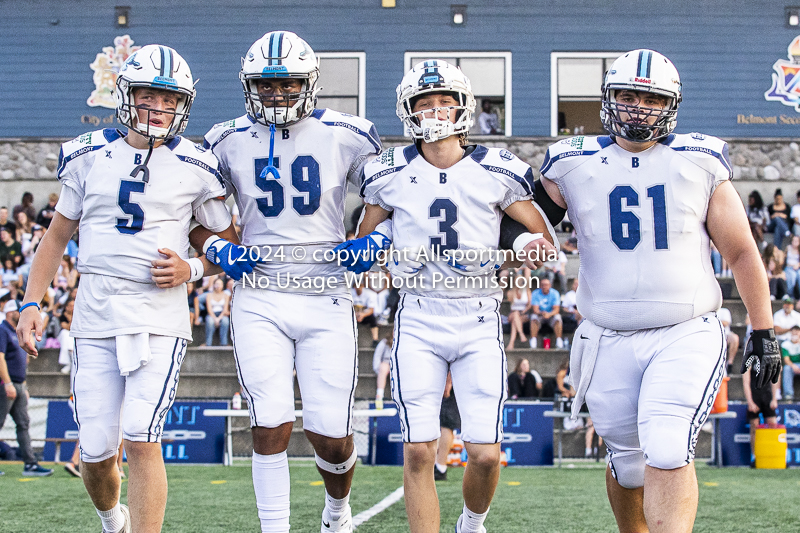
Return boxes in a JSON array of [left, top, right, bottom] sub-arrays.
[[324, 490, 350, 522], [459, 503, 489, 533], [97, 503, 124, 533], [375, 387, 384, 398], [253, 451, 291, 533], [435, 462, 447, 474]]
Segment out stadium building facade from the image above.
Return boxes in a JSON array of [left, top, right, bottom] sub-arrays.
[[1, 0, 800, 139]]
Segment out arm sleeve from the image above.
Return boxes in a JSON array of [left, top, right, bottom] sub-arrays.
[[54, 183, 83, 221], [193, 198, 232, 233]]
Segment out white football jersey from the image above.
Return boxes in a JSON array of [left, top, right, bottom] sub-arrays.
[[540, 133, 731, 330], [204, 110, 381, 296], [56, 128, 228, 339], [361, 144, 534, 299]]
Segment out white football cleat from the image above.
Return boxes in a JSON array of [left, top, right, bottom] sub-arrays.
[[102, 504, 131, 533], [321, 505, 353, 533], [455, 513, 486, 533]]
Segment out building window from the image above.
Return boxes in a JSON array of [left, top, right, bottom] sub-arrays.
[[550, 52, 623, 136], [316, 52, 366, 117], [404, 52, 512, 136]]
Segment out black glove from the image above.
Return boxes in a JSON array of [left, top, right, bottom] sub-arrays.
[[740, 329, 781, 389]]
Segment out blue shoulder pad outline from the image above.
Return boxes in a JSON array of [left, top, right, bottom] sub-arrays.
[[57, 128, 122, 180], [360, 145, 414, 197], [203, 115, 255, 151], [662, 133, 732, 179], [539, 135, 613, 177], [310, 108, 382, 153]]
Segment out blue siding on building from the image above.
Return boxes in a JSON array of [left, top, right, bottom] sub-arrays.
[[1, 0, 799, 138]]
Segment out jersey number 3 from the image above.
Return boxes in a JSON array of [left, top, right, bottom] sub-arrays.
[[254, 156, 321, 218], [609, 184, 668, 251], [116, 180, 146, 235], [429, 198, 459, 250]]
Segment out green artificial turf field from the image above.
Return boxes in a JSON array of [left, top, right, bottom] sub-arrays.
[[1, 460, 798, 532]]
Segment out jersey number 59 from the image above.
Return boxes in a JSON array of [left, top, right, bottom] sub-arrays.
[[253, 156, 321, 217]]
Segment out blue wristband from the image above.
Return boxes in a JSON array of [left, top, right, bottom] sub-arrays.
[[19, 302, 40, 313]]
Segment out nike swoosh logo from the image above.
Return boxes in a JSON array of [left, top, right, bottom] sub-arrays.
[[580, 335, 589, 339], [323, 521, 331, 528], [480, 260, 491, 267], [227, 248, 237, 266]]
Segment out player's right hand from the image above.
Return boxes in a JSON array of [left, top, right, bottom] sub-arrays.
[[334, 230, 391, 273], [16, 305, 43, 357], [385, 247, 426, 279], [204, 237, 259, 281], [522, 237, 559, 269], [741, 328, 781, 389]]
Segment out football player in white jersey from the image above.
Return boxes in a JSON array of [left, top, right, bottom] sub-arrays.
[[512, 50, 779, 532], [189, 32, 382, 533], [16, 45, 234, 533], [352, 60, 556, 533]]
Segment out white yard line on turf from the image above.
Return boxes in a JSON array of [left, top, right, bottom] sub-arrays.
[[352, 486, 405, 528]]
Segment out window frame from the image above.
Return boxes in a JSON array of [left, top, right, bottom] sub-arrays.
[[403, 51, 513, 136], [316, 51, 367, 118], [550, 51, 624, 137]]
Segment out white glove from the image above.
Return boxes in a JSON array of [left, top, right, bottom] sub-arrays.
[[385, 247, 426, 279], [446, 241, 502, 276]]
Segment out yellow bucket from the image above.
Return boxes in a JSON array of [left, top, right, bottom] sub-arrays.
[[754, 425, 787, 469]]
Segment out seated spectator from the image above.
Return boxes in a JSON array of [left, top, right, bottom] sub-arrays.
[[781, 325, 800, 402], [1, 259, 22, 290], [57, 299, 75, 374], [508, 358, 541, 399], [373, 329, 393, 409], [768, 188, 792, 249], [12, 192, 35, 226], [746, 190, 769, 247], [187, 282, 199, 329], [14, 211, 32, 245], [717, 307, 740, 375], [36, 193, 58, 229], [0, 207, 16, 236], [352, 280, 379, 347], [792, 189, 800, 236], [786, 236, 800, 299], [767, 257, 788, 301], [0, 228, 23, 268], [542, 250, 568, 292], [774, 295, 800, 343], [529, 278, 564, 349], [369, 271, 392, 325], [561, 278, 581, 336], [203, 278, 230, 346], [506, 283, 530, 350], [542, 359, 574, 399]]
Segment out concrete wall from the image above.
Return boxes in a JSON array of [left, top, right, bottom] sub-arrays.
[[3, 135, 799, 209]]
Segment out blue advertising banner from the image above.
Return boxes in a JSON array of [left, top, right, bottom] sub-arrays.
[[44, 400, 227, 464], [367, 401, 553, 466], [718, 402, 800, 466]]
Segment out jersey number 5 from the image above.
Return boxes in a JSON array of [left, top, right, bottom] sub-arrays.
[[116, 180, 146, 235], [609, 184, 668, 251], [254, 156, 321, 217], [429, 198, 459, 251]]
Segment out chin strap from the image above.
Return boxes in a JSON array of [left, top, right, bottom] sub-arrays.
[[260, 123, 280, 180], [130, 137, 156, 183]]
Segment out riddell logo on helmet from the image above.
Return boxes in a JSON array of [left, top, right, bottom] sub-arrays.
[[634, 77, 652, 84]]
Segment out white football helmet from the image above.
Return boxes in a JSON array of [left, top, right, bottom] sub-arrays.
[[600, 49, 682, 142], [240, 31, 320, 126], [114, 44, 195, 140], [396, 60, 476, 143]]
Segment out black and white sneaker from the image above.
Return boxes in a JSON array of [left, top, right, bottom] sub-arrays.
[[22, 463, 54, 476]]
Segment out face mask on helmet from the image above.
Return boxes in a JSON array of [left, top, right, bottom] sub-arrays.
[[600, 49, 682, 143], [240, 31, 320, 127], [396, 60, 476, 143], [114, 45, 196, 141]]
